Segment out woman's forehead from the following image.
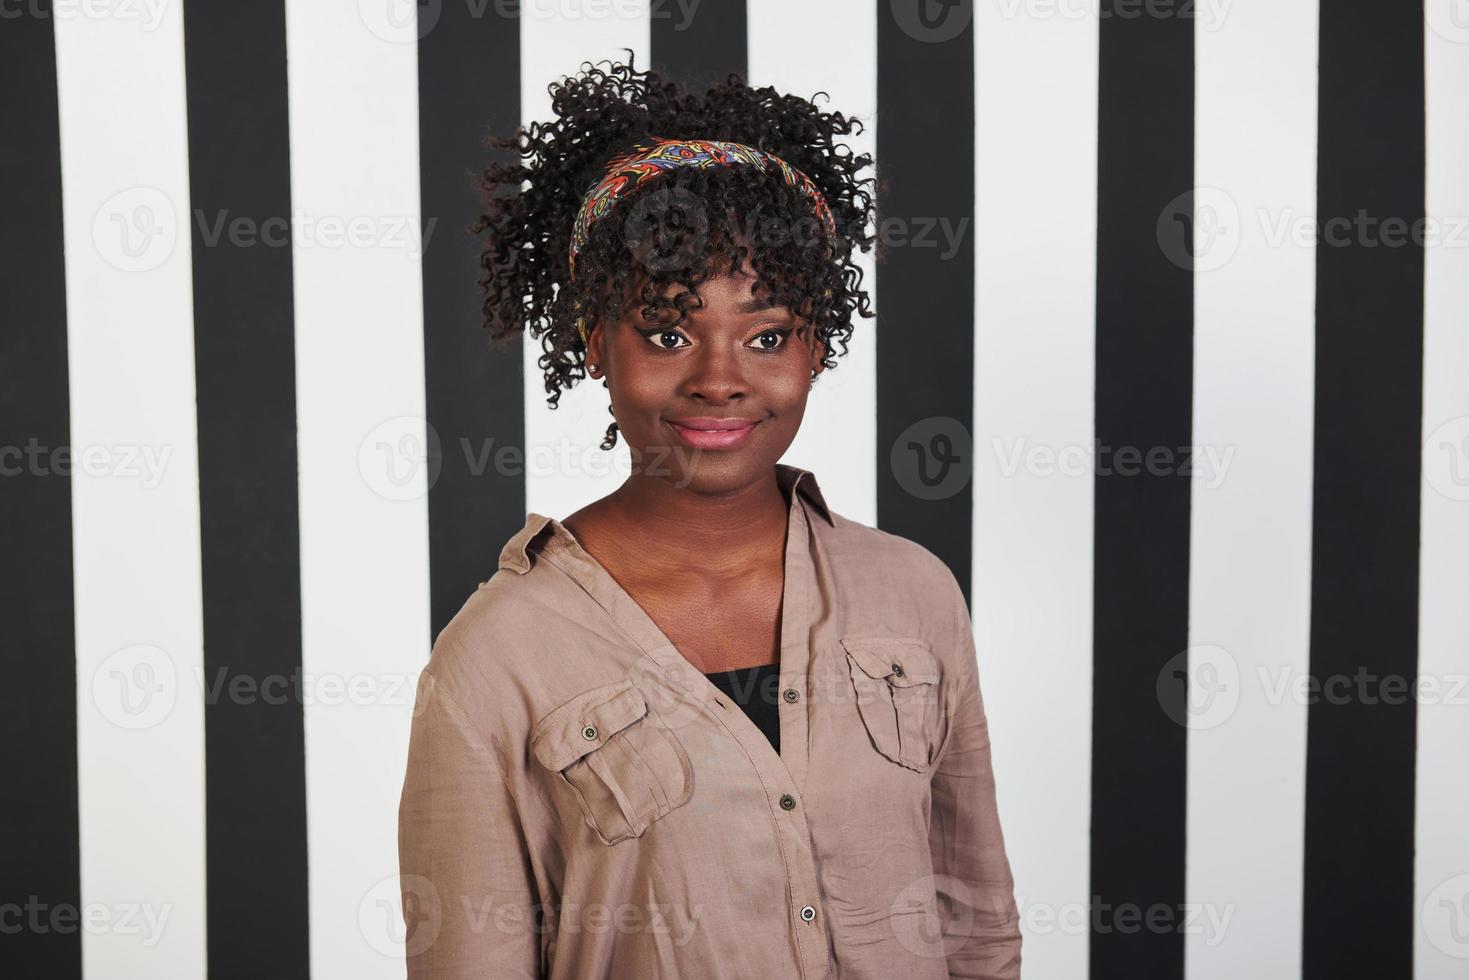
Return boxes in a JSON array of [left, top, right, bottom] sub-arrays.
[[616, 267, 779, 310]]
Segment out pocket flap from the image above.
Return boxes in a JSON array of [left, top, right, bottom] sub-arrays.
[[530, 680, 649, 772], [840, 636, 940, 688]]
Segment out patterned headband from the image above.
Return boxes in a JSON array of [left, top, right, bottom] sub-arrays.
[[567, 135, 837, 287]]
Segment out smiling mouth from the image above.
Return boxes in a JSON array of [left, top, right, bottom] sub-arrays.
[[666, 418, 762, 450]]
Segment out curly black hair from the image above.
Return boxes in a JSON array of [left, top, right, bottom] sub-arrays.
[[470, 50, 877, 450]]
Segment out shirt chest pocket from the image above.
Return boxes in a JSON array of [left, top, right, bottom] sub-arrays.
[[530, 679, 694, 846], [840, 636, 944, 774]]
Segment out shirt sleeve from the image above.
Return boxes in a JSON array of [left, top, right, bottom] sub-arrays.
[[398, 661, 543, 979], [927, 583, 1023, 979]]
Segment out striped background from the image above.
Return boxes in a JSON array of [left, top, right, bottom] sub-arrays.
[[4, 1, 1467, 977]]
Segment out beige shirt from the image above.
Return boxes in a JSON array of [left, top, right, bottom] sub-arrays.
[[397, 463, 1022, 979]]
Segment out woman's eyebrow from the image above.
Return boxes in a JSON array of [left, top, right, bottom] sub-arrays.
[[734, 297, 786, 314]]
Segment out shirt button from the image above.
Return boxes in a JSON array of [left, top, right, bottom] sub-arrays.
[[581, 724, 598, 740], [779, 794, 796, 810], [891, 662, 904, 677], [799, 905, 816, 922], [783, 688, 800, 703]]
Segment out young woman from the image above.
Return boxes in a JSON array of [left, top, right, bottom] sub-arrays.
[[398, 55, 1021, 979]]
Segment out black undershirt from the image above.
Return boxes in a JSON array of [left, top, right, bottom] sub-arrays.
[[702, 662, 782, 754]]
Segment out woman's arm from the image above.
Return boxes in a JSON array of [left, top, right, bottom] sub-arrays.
[[398, 660, 543, 979], [928, 584, 1023, 979]]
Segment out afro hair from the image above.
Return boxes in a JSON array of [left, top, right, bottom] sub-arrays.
[[469, 50, 877, 449]]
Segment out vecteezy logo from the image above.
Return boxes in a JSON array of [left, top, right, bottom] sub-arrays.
[[1156, 187, 1240, 273], [1156, 644, 1240, 730], [1427, 0, 1469, 44], [361, 872, 442, 958], [357, 415, 443, 502], [1422, 874, 1469, 959], [623, 185, 710, 276], [1424, 415, 1469, 502], [93, 644, 178, 730], [358, 0, 441, 43], [889, 0, 973, 43], [890, 873, 975, 959], [891, 416, 972, 501], [92, 187, 178, 273]]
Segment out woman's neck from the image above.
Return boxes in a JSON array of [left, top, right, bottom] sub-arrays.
[[566, 468, 791, 580]]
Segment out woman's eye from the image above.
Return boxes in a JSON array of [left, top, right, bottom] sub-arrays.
[[752, 329, 791, 352], [647, 330, 690, 350]]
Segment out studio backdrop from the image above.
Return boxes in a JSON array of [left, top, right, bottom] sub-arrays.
[[3, 0, 1466, 978]]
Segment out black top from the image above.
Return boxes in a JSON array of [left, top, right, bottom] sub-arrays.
[[703, 662, 782, 754]]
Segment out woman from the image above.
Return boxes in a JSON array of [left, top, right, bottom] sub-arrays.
[[398, 55, 1021, 979]]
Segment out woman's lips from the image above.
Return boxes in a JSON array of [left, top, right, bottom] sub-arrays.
[[666, 417, 761, 450]]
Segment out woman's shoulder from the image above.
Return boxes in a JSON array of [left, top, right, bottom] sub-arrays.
[[819, 507, 964, 601], [426, 515, 588, 666], [414, 518, 606, 744], [439, 545, 584, 657]]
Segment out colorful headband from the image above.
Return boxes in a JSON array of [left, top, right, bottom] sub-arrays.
[[567, 136, 837, 291]]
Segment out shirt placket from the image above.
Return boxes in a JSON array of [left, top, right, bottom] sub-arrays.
[[537, 495, 833, 980], [764, 496, 833, 979]]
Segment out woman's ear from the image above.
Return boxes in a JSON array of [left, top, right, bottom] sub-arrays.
[[585, 319, 604, 376], [807, 328, 826, 377]]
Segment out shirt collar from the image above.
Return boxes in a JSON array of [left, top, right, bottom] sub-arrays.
[[498, 463, 834, 575], [777, 462, 834, 526]]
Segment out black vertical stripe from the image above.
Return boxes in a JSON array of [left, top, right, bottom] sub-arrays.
[[419, 1, 524, 639], [181, 4, 309, 977], [1090, 3, 1193, 977], [1302, 3, 1424, 977], [0, 4, 81, 977], [650, 0, 747, 92], [875, 0, 975, 602]]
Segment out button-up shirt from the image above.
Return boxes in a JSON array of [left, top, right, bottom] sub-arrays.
[[397, 463, 1022, 979]]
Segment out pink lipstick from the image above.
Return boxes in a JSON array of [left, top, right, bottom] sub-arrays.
[[666, 416, 761, 450]]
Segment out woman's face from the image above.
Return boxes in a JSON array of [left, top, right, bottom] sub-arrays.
[[588, 268, 826, 494]]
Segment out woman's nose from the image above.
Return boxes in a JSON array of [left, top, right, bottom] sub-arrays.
[[680, 337, 749, 401]]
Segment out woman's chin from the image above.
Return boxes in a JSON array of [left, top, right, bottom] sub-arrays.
[[627, 444, 781, 493]]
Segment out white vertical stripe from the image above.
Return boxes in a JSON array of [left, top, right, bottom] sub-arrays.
[[972, 6, 1096, 977], [749, 0, 878, 525], [1415, 14, 1469, 979], [1188, 1, 1317, 976], [285, 2, 430, 975], [521, 2, 650, 519], [55, 7, 207, 977]]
